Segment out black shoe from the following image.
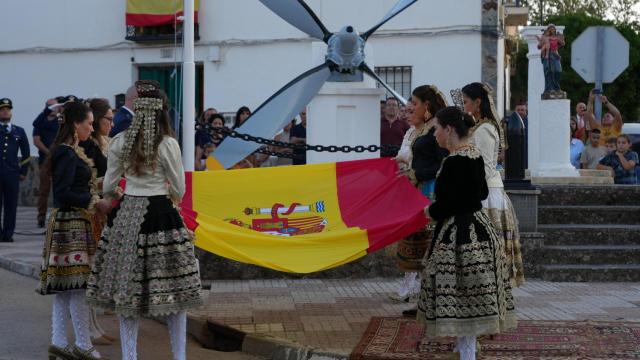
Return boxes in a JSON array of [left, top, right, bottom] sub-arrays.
[[38, 220, 45, 228], [402, 308, 417, 318], [0, 237, 12, 243]]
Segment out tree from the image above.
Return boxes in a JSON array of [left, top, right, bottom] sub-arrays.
[[521, 0, 640, 25], [511, 12, 640, 121]]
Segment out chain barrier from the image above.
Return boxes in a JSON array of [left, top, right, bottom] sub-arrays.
[[199, 124, 400, 158]]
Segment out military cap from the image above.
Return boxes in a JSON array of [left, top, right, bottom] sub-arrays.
[[0, 98, 12, 110]]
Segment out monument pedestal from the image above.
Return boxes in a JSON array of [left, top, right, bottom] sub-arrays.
[[307, 86, 384, 164], [530, 99, 579, 178]]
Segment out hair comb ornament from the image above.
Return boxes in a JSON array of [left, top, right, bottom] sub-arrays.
[[450, 89, 464, 111], [429, 85, 449, 107], [135, 80, 161, 99]]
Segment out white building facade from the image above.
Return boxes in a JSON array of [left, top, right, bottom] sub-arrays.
[[0, 0, 524, 153]]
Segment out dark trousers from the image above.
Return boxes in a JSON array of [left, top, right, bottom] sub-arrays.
[[37, 163, 51, 220], [0, 173, 19, 239]]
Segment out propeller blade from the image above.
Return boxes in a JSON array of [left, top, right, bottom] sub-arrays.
[[361, 0, 418, 41], [213, 63, 332, 169], [259, 0, 331, 42], [360, 63, 407, 106]]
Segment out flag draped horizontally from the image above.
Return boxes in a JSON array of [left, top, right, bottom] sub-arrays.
[[180, 158, 429, 273], [126, 0, 200, 27]]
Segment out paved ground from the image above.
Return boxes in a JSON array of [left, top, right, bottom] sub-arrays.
[[0, 268, 260, 360], [2, 207, 640, 357], [194, 278, 640, 355]]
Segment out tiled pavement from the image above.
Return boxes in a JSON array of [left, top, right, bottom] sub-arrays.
[[193, 279, 640, 354], [3, 207, 640, 355]]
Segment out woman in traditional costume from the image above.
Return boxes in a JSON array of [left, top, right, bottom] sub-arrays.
[[86, 81, 203, 360], [81, 98, 116, 346], [460, 82, 525, 287], [37, 100, 111, 360], [393, 86, 448, 314], [416, 106, 517, 360]]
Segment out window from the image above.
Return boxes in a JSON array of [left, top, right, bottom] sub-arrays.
[[374, 66, 412, 100]]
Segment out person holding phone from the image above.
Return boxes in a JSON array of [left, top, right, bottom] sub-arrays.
[[586, 89, 623, 143]]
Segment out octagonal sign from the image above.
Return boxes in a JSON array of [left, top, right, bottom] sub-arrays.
[[571, 26, 629, 83]]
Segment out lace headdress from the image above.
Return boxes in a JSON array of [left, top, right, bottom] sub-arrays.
[[120, 80, 164, 170]]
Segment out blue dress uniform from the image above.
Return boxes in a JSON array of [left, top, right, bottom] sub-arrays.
[[0, 98, 31, 242], [108, 106, 134, 137]]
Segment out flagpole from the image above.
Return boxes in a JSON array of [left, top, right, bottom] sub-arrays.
[[182, 0, 195, 171]]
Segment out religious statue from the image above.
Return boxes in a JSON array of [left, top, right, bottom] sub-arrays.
[[537, 24, 567, 99]]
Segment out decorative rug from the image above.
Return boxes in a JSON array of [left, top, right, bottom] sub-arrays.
[[350, 317, 640, 359]]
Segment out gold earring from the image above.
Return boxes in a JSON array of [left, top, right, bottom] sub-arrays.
[[73, 130, 79, 144]]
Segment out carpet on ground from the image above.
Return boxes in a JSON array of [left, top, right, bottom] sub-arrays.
[[350, 317, 640, 359]]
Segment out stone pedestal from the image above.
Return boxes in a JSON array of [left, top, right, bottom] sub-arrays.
[[306, 42, 384, 164], [533, 99, 579, 177], [307, 87, 384, 164]]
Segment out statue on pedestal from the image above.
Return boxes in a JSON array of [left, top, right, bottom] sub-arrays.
[[537, 24, 567, 99]]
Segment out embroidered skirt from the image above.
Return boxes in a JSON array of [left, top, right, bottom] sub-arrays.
[[395, 182, 435, 272], [416, 211, 517, 338], [86, 195, 203, 318], [482, 187, 525, 287], [395, 227, 432, 272], [37, 209, 96, 295]]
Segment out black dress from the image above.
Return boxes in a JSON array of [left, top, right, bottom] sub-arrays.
[[416, 145, 516, 337], [80, 139, 107, 177], [37, 145, 97, 294], [410, 126, 448, 194], [396, 126, 448, 272]]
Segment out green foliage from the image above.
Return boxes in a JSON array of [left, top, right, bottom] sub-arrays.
[[511, 12, 640, 121], [521, 0, 640, 26]]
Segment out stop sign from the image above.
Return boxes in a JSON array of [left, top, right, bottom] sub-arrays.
[[571, 26, 629, 83]]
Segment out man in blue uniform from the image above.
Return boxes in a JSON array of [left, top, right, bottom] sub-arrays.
[[33, 96, 68, 227], [0, 98, 31, 242], [109, 85, 137, 137]]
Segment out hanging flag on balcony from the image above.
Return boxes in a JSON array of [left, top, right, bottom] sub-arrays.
[[180, 158, 429, 273], [126, 0, 200, 27]]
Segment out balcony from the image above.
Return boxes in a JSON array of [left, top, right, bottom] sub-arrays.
[[503, 0, 529, 27]]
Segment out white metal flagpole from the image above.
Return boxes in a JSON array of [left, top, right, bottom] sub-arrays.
[[182, 0, 196, 171]]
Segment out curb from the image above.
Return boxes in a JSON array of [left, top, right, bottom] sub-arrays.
[[0, 255, 39, 280], [0, 254, 350, 360], [187, 317, 349, 360]]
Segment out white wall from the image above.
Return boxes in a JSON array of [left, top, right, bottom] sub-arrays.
[[0, 0, 491, 153]]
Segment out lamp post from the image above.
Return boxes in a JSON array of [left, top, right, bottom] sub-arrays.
[[182, 0, 195, 171]]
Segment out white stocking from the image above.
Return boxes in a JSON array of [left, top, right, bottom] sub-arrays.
[[397, 272, 417, 297], [69, 290, 101, 357], [51, 293, 70, 348], [119, 316, 139, 360], [167, 311, 187, 360], [456, 336, 477, 360], [89, 308, 106, 338]]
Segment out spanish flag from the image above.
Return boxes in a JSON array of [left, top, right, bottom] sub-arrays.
[[126, 0, 200, 27], [181, 158, 429, 273]]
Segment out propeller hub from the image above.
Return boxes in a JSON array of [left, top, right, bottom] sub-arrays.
[[326, 26, 365, 75]]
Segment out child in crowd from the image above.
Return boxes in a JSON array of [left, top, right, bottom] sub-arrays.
[[605, 137, 617, 153], [598, 134, 638, 184], [196, 143, 215, 171]]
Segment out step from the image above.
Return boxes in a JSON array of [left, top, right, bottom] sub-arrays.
[[538, 205, 640, 225], [538, 224, 640, 246], [531, 176, 614, 185], [538, 185, 640, 206], [539, 264, 640, 282], [539, 245, 640, 265]]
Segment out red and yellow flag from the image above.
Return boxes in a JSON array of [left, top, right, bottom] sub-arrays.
[[180, 158, 429, 273], [126, 0, 200, 27]]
